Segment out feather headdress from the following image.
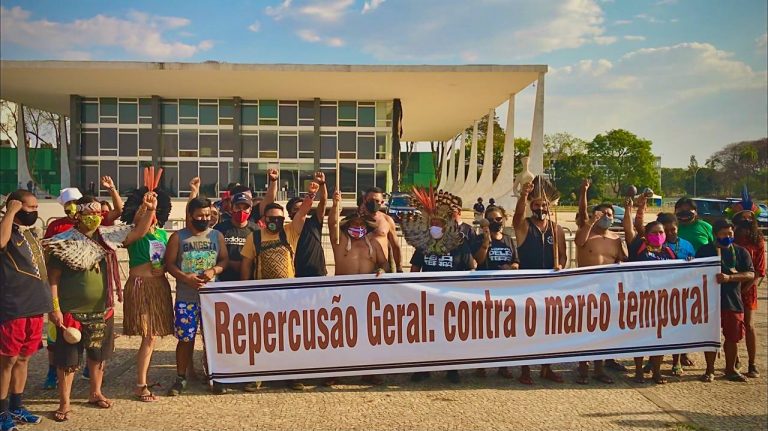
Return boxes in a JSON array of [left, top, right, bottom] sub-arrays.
[[121, 166, 172, 226], [528, 175, 560, 205], [401, 185, 464, 254], [725, 185, 761, 219]]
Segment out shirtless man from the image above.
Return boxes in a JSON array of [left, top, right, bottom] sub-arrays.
[[574, 179, 627, 384], [330, 191, 388, 276], [359, 187, 402, 272]]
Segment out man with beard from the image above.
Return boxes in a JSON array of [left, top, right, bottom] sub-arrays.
[[574, 179, 627, 384], [359, 187, 402, 273], [511, 180, 567, 384]]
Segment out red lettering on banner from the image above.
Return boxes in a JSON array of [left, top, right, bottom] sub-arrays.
[[215, 302, 232, 354], [525, 298, 537, 337], [690, 286, 702, 324], [233, 313, 246, 354], [627, 291, 638, 329], [599, 293, 610, 332]]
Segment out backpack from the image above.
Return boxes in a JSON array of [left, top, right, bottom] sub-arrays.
[[251, 229, 294, 279]]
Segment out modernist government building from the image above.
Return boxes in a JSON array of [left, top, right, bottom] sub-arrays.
[[1, 61, 547, 207]]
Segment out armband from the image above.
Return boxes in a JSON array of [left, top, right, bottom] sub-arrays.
[[52, 297, 60, 312]]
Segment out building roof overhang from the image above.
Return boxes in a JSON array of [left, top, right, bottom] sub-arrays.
[[0, 61, 546, 141]]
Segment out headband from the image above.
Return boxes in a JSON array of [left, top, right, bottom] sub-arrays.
[[77, 202, 102, 213]]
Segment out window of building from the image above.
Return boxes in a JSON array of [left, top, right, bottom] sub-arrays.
[[162, 133, 178, 157], [376, 101, 392, 128], [100, 98, 118, 121], [179, 130, 198, 151], [259, 100, 278, 126], [241, 103, 258, 126], [199, 104, 218, 126], [376, 166, 389, 190], [81, 103, 98, 124], [118, 130, 138, 157], [357, 169, 375, 193], [160, 162, 178, 196], [280, 164, 300, 197], [179, 99, 198, 124], [219, 99, 234, 125], [219, 129, 235, 156], [299, 131, 314, 159], [139, 129, 154, 157], [320, 134, 336, 159], [99, 160, 118, 188], [279, 103, 298, 127], [340, 163, 356, 193], [199, 162, 218, 197], [260, 130, 277, 158], [162, 102, 178, 125], [358, 105, 375, 127], [249, 163, 268, 192], [358, 135, 375, 159], [100, 128, 118, 151], [298, 100, 314, 126], [81, 131, 98, 157], [320, 103, 337, 127], [118, 161, 138, 194], [279, 134, 298, 159], [242, 133, 258, 158], [219, 162, 231, 191], [338, 101, 356, 127], [119, 101, 138, 124], [338, 131, 356, 154], [83, 164, 99, 195], [199, 131, 218, 157], [376, 133, 388, 160], [179, 161, 198, 194]]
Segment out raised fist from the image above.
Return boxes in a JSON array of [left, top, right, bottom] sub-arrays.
[[101, 176, 115, 190], [314, 171, 326, 184], [521, 182, 534, 195], [580, 179, 591, 192], [6, 199, 22, 214], [189, 177, 201, 192], [143, 192, 158, 211], [267, 169, 279, 181], [307, 181, 320, 194]]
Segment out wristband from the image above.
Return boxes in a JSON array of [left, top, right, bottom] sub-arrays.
[[306, 192, 317, 200], [269, 178, 277, 182], [317, 181, 326, 185], [52, 297, 60, 312]]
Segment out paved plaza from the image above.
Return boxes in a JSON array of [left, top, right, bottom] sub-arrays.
[[18, 275, 768, 431]]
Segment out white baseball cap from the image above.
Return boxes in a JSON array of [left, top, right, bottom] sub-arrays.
[[57, 188, 83, 206]]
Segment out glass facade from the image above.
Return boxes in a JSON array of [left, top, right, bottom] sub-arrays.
[[79, 97, 393, 198]]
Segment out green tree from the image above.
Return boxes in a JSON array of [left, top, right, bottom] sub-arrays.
[[587, 129, 658, 198]]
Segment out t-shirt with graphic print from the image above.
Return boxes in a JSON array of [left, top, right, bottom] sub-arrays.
[[214, 219, 259, 281], [410, 242, 474, 272], [241, 222, 301, 280], [477, 235, 519, 270], [174, 228, 222, 303]]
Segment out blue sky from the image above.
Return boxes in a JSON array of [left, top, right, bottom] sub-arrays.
[[1, 0, 766, 167]]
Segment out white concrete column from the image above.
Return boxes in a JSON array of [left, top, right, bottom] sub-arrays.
[[454, 130, 467, 195], [59, 115, 71, 189], [490, 94, 518, 209], [529, 72, 545, 175], [437, 139, 450, 190], [458, 120, 479, 202], [444, 137, 456, 191], [16, 104, 33, 192], [470, 109, 495, 199]]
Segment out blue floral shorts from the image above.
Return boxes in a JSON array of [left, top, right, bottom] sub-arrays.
[[174, 301, 200, 342]]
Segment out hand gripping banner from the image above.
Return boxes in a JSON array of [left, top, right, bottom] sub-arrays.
[[201, 257, 721, 383]]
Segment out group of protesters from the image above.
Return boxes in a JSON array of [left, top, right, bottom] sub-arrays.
[[0, 168, 764, 430]]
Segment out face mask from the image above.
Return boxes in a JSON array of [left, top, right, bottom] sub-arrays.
[[597, 215, 613, 230], [232, 210, 250, 224], [16, 209, 38, 226], [365, 200, 381, 214], [266, 218, 284, 233], [65, 203, 77, 218], [531, 208, 547, 221], [191, 219, 209, 231], [489, 221, 503, 232], [717, 237, 734, 247], [429, 226, 444, 239], [646, 232, 666, 247], [101, 210, 110, 219], [347, 226, 367, 239], [80, 214, 102, 231], [676, 210, 694, 222]]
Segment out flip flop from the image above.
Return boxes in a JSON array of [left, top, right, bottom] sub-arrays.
[[517, 374, 534, 385], [592, 374, 614, 384], [653, 375, 668, 385], [53, 409, 71, 422], [681, 356, 695, 367], [88, 398, 113, 409], [699, 373, 714, 383], [726, 372, 747, 382], [671, 365, 683, 377], [135, 385, 159, 402]]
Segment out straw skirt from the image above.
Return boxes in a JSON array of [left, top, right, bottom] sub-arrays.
[[123, 275, 174, 337]]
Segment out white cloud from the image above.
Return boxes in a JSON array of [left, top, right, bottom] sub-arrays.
[[624, 35, 646, 41], [265, 0, 293, 20], [539, 42, 767, 166], [362, 0, 386, 14], [594, 36, 617, 45], [669, 18, 679, 23], [613, 19, 632, 25], [265, 0, 355, 22], [296, 29, 344, 47], [757, 33, 768, 49], [248, 21, 261, 32], [635, 13, 664, 23], [655, 0, 677, 5], [0, 6, 211, 59]]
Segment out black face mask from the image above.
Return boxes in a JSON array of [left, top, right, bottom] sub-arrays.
[[266, 218, 284, 233], [488, 221, 503, 232], [531, 209, 547, 220], [16, 210, 38, 226], [676, 210, 694, 222], [365, 200, 381, 214], [191, 219, 209, 231]]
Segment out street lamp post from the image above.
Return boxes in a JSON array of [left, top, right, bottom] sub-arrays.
[[693, 166, 703, 197]]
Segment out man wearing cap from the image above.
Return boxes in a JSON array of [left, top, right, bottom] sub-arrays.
[[214, 187, 259, 284], [44, 188, 83, 239]]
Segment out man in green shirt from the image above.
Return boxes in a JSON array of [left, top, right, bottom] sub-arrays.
[[675, 197, 715, 252]]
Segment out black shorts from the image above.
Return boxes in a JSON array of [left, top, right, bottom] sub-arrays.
[[53, 314, 115, 368]]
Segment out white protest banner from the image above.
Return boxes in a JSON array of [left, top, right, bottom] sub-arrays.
[[200, 257, 721, 383]]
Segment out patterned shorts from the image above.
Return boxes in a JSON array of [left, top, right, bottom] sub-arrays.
[[174, 301, 201, 342]]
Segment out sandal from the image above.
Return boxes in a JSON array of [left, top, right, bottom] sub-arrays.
[[726, 372, 747, 382], [633, 374, 646, 384], [88, 397, 113, 409], [517, 374, 534, 385], [540, 368, 564, 383], [53, 409, 71, 422], [699, 373, 714, 383], [671, 365, 683, 377], [653, 375, 668, 384], [592, 374, 614, 384], [680, 355, 694, 367], [135, 385, 159, 402]]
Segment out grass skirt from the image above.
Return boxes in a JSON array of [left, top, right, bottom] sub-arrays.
[[123, 275, 174, 337]]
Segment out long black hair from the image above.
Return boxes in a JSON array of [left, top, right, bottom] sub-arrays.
[[120, 187, 172, 227], [733, 212, 764, 245]]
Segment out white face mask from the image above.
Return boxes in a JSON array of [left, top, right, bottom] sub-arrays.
[[429, 226, 444, 239]]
